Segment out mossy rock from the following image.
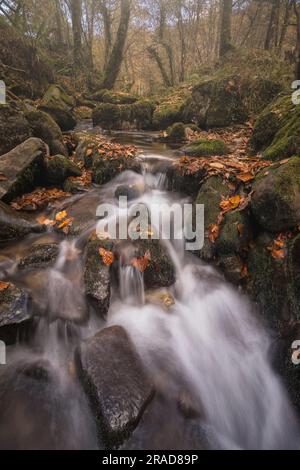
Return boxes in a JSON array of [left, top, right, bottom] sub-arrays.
[[0, 200, 44, 242], [194, 175, 231, 260], [251, 94, 300, 160], [92, 155, 141, 186], [87, 89, 138, 105], [92, 100, 154, 130], [39, 85, 77, 131], [152, 84, 192, 130], [215, 209, 250, 256], [184, 139, 229, 157], [0, 282, 30, 344], [25, 110, 68, 156], [164, 122, 186, 142], [0, 105, 31, 156], [74, 106, 93, 120], [45, 155, 81, 185], [247, 232, 300, 331], [251, 156, 300, 232], [184, 77, 248, 128]]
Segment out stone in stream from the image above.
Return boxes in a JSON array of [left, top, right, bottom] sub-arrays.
[[39, 84, 77, 132], [24, 109, 68, 157], [0, 282, 32, 345], [0, 105, 32, 156], [75, 325, 154, 448], [17, 243, 60, 270], [251, 156, 300, 232], [83, 239, 112, 317], [44, 155, 81, 186], [0, 138, 47, 202], [0, 201, 45, 242]]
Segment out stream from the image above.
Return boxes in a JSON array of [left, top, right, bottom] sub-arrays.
[[0, 127, 299, 450]]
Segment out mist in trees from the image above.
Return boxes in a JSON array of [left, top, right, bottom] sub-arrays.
[[0, 0, 300, 92]]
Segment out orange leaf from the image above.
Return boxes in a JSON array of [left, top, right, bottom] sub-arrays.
[[131, 251, 151, 272], [0, 172, 7, 181], [55, 210, 68, 222], [237, 223, 244, 237], [237, 172, 254, 182], [36, 215, 56, 226], [58, 217, 74, 229], [240, 264, 248, 278], [99, 247, 115, 266], [271, 248, 285, 260], [208, 224, 220, 243], [0, 281, 10, 291], [220, 195, 241, 213]]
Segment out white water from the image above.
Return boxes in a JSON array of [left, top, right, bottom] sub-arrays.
[[0, 134, 299, 450]]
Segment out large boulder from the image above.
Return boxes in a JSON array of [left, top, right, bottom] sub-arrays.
[[184, 77, 248, 128], [92, 153, 141, 186], [92, 100, 154, 130], [250, 94, 300, 161], [251, 157, 300, 232], [83, 239, 112, 317], [0, 201, 44, 242], [0, 105, 31, 156], [87, 89, 138, 105], [0, 138, 47, 202], [45, 155, 81, 186], [17, 243, 59, 271], [39, 85, 77, 131], [25, 110, 68, 156], [75, 326, 154, 447]]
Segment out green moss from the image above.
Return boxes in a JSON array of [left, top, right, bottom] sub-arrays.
[[184, 139, 229, 157], [251, 94, 300, 160], [92, 100, 154, 130], [45, 155, 81, 185], [87, 89, 138, 105], [165, 122, 186, 142], [216, 209, 250, 255]]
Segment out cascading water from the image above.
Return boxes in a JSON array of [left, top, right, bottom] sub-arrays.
[[0, 130, 299, 450]]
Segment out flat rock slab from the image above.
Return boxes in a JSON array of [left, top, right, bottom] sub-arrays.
[[0, 138, 47, 202], [75, 325, 154, 448], [0, 201, 44, 242]]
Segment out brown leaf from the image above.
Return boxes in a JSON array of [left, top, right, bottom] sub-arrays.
[[0, 281, 10, 291], [36, 215, 56, 226], [237, 223, 244, 237], [99, 247, 115, 266], [0, 172, 7, 181], [237, 172, 254, 182], [208, 224, 220, 243], [58, 217, 74, 229], [220, 195, 241, 213], [131, 250, 151, 272]]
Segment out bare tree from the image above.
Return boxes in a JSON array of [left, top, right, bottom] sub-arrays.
[[219, 0, 233, 57], [70, 0, 83, 71]]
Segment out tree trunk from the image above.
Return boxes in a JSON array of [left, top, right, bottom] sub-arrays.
[[147, 46, 172, 87], [264, 0, 280, 50], [278, 0, 292, 51], [176, 1, 186, 82], [99, 0, 113, 67], [54, 0, 64, 45], [100, 0, 131, 90], [294, 0, 300, 80], [70, 0, 83, 71], [219, 0, 233, 57]]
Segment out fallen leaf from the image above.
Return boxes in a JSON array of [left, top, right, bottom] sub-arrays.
[[0, 281, 10, 291], [271, 248, 285, 260], [240, 264, 248, 278], [237, 223, 244, 237], [99, 247, 115, 266], [36, 215, 56, 226], [220, 195, 241, 213], [58, 217, 74, 229], [131, 250, 151, 272], [55, 210, 68, 222], [0, 172, 7, 181], [237, 172, 254, 182], [208, 224, 220, 243]]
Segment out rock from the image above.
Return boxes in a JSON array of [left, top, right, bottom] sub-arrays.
[[83, 240, 112, 317], [74, 106, 93, 120], [75, 325, 154, 447], [39, 85, 77, 131], [0, 282, 31, 345], [164, 122, 187, 142], [184, 77, 248, 128], [184, 139, 229, 157], [215, 209, 251, 256], [247, 232, 300, 330], [18, 244, 59, 270], [92, 100, 154, 130], [0, 201, 44, 242], [0, 105, 31, 156], [87, 89, 138, 105], [218, 254, 245, 285], [194, 175, 231, 260], [250, 94, 300, 160], [167, 162, 206, 197], [25, 110, 68, 156], [0, 138, 47, 202], [45, 155, 81, 186], [251, 157, 300, 232], [92, 154, 141, 186], [115, 184, 142, 200]]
